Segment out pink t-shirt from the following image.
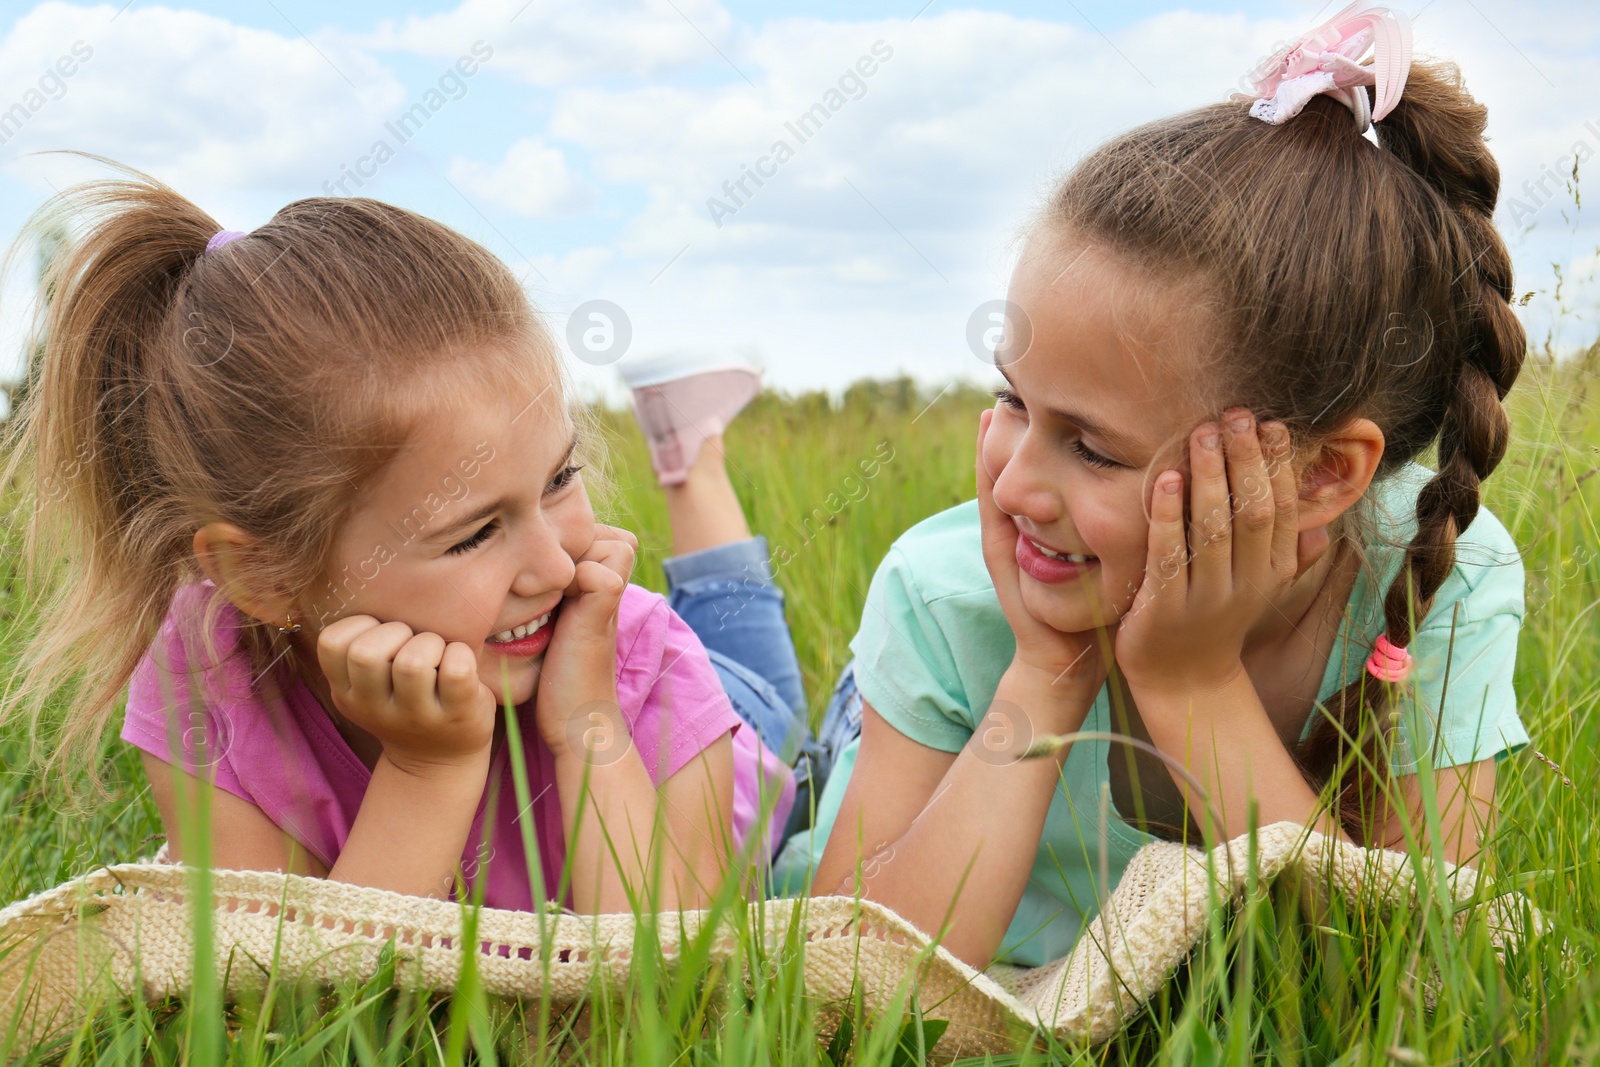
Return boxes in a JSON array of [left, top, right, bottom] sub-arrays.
[[121, 580, 794, 910]]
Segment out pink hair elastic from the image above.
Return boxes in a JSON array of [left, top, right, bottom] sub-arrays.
[[1366, 633, 1413, 683], [205, 229, 247, 254], [1235, 2, 1413, 133]]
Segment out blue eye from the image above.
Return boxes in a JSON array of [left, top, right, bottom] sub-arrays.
[[447, 520, 497, 555]]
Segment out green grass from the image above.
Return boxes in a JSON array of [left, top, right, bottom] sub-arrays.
[[0, 354, 1596, 1064]]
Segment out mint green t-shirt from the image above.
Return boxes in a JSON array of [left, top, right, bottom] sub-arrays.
[[783, 462, 1529, 967]]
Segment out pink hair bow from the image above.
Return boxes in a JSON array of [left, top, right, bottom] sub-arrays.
[[1236, 2, 1413, 132]]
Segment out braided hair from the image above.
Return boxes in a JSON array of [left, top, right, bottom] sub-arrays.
[[1311, 62, 1525, 829]]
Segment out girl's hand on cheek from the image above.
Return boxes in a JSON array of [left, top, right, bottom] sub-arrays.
[[1115, 410, 1300, 696], [535, 524, 637, 756], [317, 616, 496, 779], [976, 410, 1107, 703]]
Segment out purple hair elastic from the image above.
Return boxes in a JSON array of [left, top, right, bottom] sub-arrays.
[[205, 229, 247, 254]]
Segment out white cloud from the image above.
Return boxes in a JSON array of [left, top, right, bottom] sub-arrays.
[[359, 0, 739, 87], [547, 10, 1276, 277], [504, 11, 1283, 386], [446, 137, 595, 217], [0, 2, 406, 193]]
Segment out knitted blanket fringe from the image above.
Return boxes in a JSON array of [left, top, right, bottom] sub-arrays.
[[0, 822, 1537, 1060]]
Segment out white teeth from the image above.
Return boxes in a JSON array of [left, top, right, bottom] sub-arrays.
[[1034, 542, 1095, 564], [490, 612, 552, 644]]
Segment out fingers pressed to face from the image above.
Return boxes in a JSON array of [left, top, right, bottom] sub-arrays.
[[1222, 409, 1274, 578], [1145, 470, 1188, 603], [975, 408, 998, 500], [317, 614, 380, 699], [1186, 422, 1231, 597], [571, 557, 628, 597], [592, 523, 639, 551], [577, 530, 636, 587], [1263, 421, 1301, 580], [975, 409, 1022, 571], [389, 631, 446, 712], [345, 621, 416, 712], [437, 641, 486, 712], [975, 410, 1004, 529]]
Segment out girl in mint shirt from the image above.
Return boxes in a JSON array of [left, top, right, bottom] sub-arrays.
[[791, 44, 1534, 968]]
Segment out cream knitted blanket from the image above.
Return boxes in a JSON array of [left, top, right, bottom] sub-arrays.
[[0, 822, 1535, 1060]]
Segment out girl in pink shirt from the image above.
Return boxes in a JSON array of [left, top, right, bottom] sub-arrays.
[[2, 165, 805, 914]]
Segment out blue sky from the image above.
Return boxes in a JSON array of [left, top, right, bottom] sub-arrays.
[[1, 0, 1596, 394]]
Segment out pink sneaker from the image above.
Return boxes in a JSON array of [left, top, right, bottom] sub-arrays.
[[620, 353, 762, 486]]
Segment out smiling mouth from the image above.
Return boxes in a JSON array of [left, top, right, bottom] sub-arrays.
[[1028, 538, 1096, 564], [486, 610, 555, 644]]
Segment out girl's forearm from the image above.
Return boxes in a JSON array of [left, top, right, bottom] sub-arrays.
[[328, 751, 491, 898], [553, 747, 683, 913], [822, 665, 1094, 967], [847, 744, 1069, 966], [1130, 672, 1346, 843]]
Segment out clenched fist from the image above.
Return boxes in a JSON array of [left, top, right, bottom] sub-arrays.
[[317, 617, 498, 778]]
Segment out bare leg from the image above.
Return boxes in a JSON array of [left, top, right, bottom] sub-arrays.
[[663, 434, 752, 557], [630, 361, 811, 797], [621, 354, 760, 553]]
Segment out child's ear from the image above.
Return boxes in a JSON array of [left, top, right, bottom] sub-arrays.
[[1296, 417, 1385, 533], [192, 523, 296, 628]]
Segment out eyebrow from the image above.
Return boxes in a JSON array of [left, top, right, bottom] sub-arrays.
[[997, 367, 1144, 456], [426, 434, 578, 544]]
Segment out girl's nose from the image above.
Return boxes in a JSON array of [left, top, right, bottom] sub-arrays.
[[990, 431, 1063, 526], [511, 515, 577, 598]]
